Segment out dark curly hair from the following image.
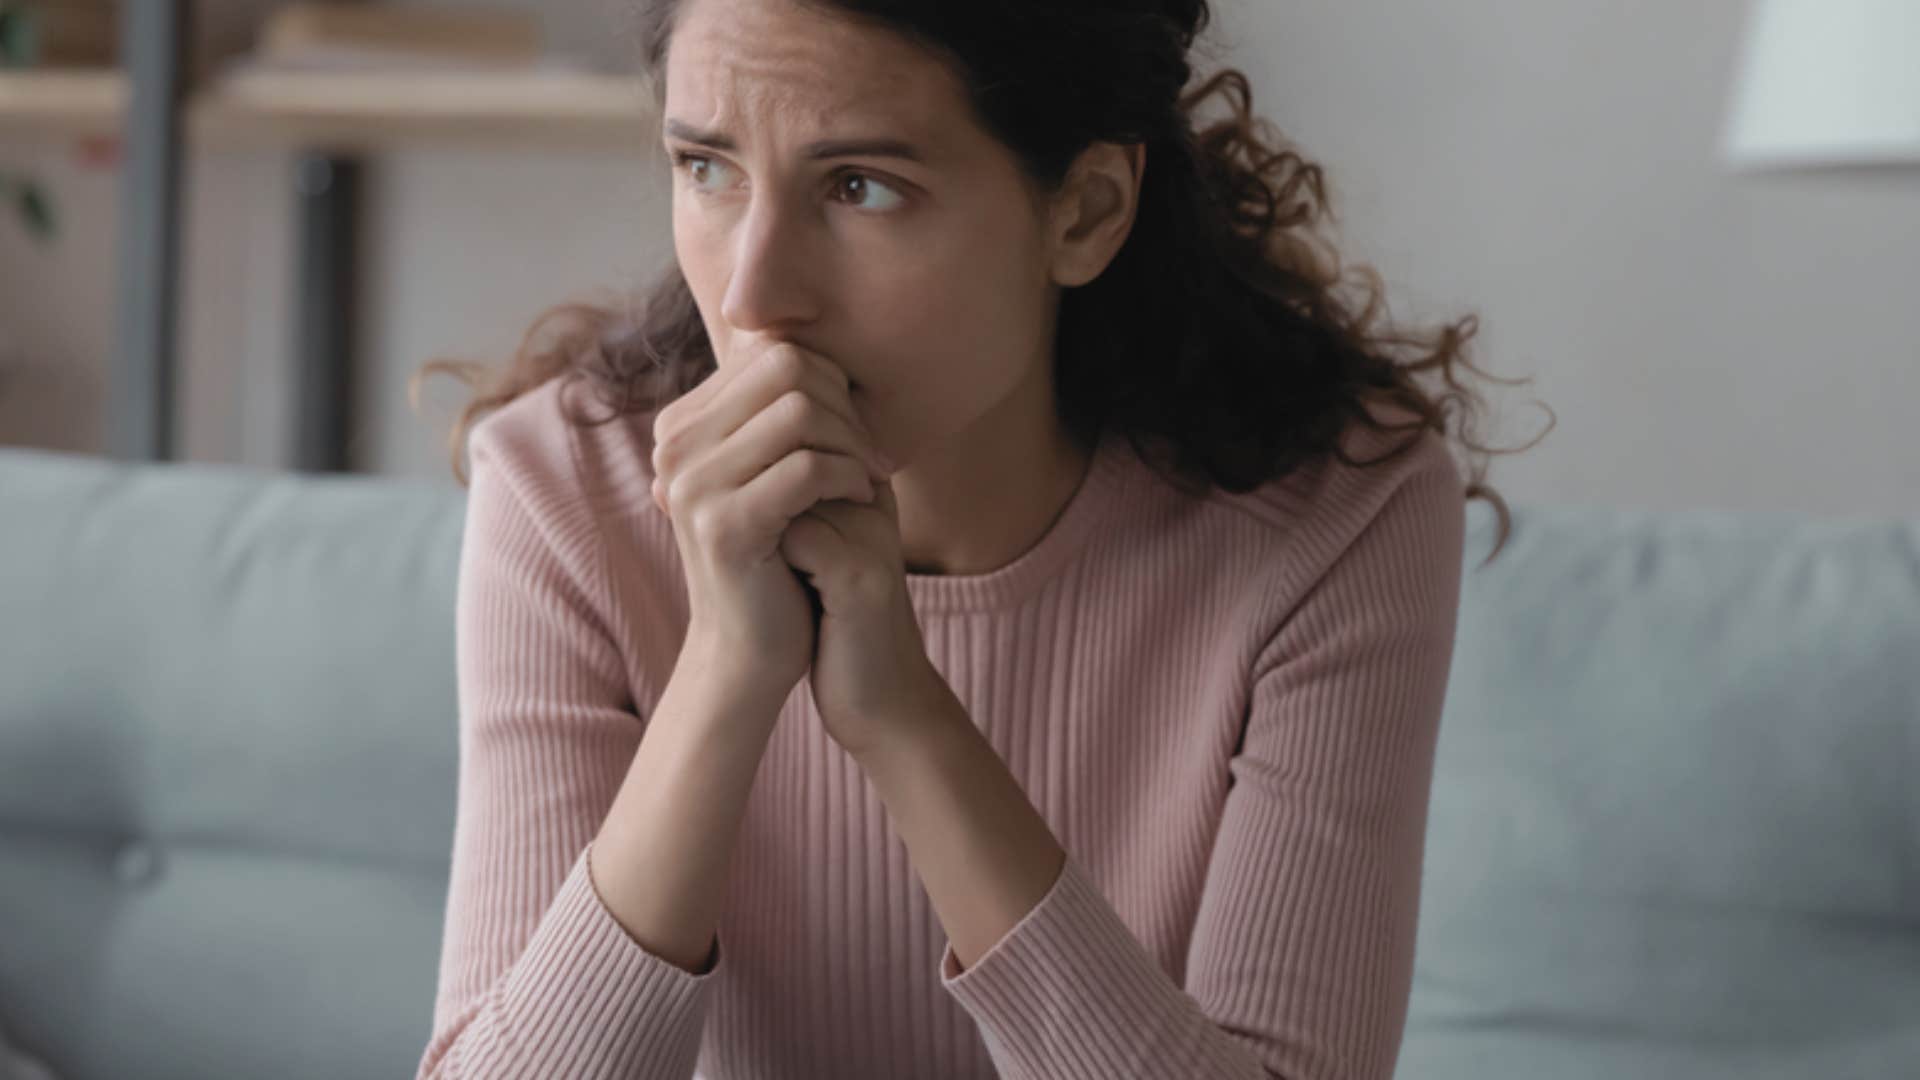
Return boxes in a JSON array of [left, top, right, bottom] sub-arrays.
[[410, 0, 1551, 566]]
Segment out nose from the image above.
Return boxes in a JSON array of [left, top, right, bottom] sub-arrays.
[[718, 192, 823, 336]]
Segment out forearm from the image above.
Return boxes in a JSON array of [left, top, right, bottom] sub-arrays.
[[591, 651, 782, 974], [852, 686, 1067, 972]]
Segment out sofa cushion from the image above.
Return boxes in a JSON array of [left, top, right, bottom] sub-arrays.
[[1405, 500, 1920, 1078], [0, 449, 467, 1080]]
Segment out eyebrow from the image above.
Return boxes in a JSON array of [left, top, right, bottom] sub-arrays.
[[663, 118, 929, 164]]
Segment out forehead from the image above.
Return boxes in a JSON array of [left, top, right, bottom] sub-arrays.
[[665, 0, 966, 145]]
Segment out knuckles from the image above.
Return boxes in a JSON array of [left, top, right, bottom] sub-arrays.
[[647, 342, 851, 497]]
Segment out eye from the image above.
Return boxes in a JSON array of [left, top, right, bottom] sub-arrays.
[[831, 171, 907, 213], [670, 151, 733, 194]]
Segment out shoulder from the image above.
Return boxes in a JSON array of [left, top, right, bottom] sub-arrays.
[[1180, 399, 1466, 598], [467, 376, 576, 497], [464, 375, 690, 684], [467, 373, 664, 523], [461, 375, 689, 697], [461, 375, 676, 621]]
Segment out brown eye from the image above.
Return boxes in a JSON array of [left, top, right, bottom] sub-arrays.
[[671, 151, 727, 193], [832, 171, 906, 212]]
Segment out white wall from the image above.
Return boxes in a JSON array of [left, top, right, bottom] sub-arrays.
[[3, 0, 1916, 513], [1208, 0, 1920, 515]]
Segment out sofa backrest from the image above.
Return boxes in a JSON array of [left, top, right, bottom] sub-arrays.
[[0, 448, 467, 1079], [1407, 499, 1920, 1078]]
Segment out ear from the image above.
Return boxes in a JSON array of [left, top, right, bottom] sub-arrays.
[[1047, 141, 1146, 289]]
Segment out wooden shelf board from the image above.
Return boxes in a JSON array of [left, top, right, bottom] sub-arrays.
[[0, 68, 659, 151], [0, 70, 127, 138]]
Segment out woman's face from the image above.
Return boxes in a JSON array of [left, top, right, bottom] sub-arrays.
[[661, 0, 1066, 463]]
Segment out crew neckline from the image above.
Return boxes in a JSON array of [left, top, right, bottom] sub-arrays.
[[902, 424, 1132, 614]]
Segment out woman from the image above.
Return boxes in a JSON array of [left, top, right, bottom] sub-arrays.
[[412, 0, 1542, 1076]]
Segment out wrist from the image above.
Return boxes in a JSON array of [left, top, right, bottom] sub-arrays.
[[664, 645, 789, 738], [678, 619, 789, 684], [847, 673, 966, 770]]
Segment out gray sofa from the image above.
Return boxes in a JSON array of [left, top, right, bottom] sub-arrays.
[[1, 446, 1915, 1080]]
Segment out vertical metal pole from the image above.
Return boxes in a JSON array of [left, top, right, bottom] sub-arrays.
[[291, 154, 359, 473], [109, 0, 189, 462]]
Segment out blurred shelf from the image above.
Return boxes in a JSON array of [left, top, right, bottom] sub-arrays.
[[0, 70, 127, 139], [0, 67, 659, 153], [190, 68, 659, 152], [14, 4, 663, 469]]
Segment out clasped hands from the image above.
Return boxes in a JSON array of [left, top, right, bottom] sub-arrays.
[[648, 341, 950, 757]]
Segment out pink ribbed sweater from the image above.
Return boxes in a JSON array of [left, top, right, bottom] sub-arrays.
[[415, 375, 1466, 1080]]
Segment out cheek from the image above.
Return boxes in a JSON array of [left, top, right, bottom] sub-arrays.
[[672, 208, 719, 286], [883, 222, 1037, 350], [672, 215, 735, 345], [669, 219, 729, 357]]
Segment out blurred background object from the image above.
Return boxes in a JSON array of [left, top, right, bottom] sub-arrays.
[[1721, 0, 1920, 170], [0, 1, 656, 471], [0, 169, 51, 240], [0, 0, 116, 67], [0, 1, 99, 455], [255, 2, 541, 71], [0, 0, 100, 249]]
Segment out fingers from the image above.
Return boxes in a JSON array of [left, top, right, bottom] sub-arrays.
[[650, 342, 887, 520], [733, 447, 878, 540], [672, 384, 885, 511], [656, 342, 868, 465], [661, 436, 876, 559]]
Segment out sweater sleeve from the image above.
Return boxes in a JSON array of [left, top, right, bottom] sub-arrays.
[[415, 417, 724, 1080], [935, 442, 1466, 1080]]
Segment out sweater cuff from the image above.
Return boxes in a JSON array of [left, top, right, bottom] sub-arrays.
[[938, 854, 1252, 1078], [497, 840, 722, 1077]]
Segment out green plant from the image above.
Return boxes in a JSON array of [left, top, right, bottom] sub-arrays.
[[0, 174, 55, 242], [0, 3, 32, 66], [0, 3, 59, 244]]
